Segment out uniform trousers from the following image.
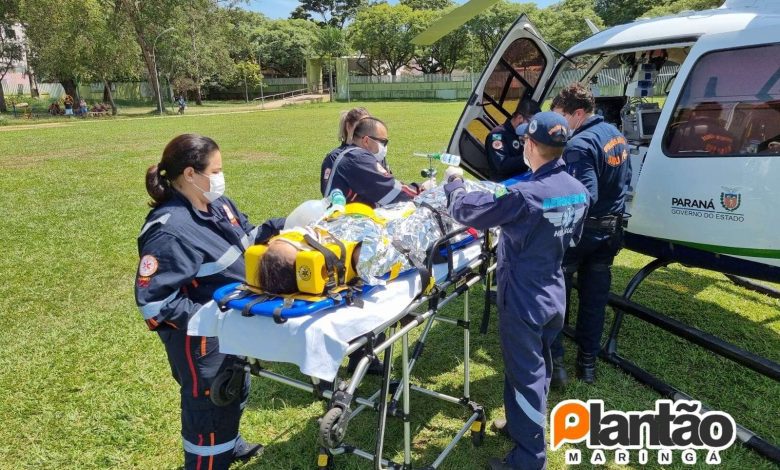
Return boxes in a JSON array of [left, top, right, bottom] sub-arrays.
[[499, 307, 563, 469], [158, 329, 250, 470]]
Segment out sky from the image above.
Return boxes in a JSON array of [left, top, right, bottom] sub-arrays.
[[246, 0, 559, 20]]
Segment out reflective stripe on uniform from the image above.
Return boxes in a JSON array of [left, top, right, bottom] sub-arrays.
[[323, 147, 353, 196], [139, 290, 178, 319], [139, 213, 171, 237], [515, 388, 546, 428], [240, 226, 259, 249], [183, 435, 237, 456], [377, 180, 403, 206], [196, 246, 241, 277]]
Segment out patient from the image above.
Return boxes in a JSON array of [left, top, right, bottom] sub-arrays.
[[258, 181, 500, 295]]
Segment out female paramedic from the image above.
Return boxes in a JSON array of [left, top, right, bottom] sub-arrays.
[[135, 134, 284, 470]]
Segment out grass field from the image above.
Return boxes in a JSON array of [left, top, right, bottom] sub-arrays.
[[0, 101, 778, 470]]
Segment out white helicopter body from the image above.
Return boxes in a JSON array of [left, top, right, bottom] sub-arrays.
[[448, 0, 780, 281]]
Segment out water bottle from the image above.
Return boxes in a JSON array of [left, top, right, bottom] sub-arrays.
[[329, 189, 346, 209], [414, 152, 461, 166]]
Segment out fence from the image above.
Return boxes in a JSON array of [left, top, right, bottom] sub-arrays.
[[337, 73, 479, 101]]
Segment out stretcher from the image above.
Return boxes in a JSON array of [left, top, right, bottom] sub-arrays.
[[188, 227, 497, 469]]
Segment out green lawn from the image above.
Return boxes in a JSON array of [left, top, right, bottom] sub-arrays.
[[0, 101, 778, 470]]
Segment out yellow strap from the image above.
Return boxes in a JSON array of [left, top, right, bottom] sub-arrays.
[[388, 262, 401, 281]]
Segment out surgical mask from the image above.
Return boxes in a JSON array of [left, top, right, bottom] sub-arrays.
[[523, 145, 531, 171], [191, 172, 225, 203], [373, 142, 387, 162]]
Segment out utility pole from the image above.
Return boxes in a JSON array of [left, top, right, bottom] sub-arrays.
[[153, 27, 175, 115]]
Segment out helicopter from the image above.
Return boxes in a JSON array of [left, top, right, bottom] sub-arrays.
[[414, 0, 780, 462]]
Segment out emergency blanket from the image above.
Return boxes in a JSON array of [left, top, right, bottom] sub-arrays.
[[188, 243, 483, 381]]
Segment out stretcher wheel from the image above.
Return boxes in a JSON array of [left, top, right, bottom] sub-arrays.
[[210, 369, 242, 407], [318, 407, 347, 449]]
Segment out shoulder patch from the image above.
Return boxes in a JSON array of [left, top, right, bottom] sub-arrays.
[[492, 140, 504, 150], [512, 140, 521, 150], [139, 255, 158, 277], [491, 133, 502, 141], [493, 185, 508, 199]]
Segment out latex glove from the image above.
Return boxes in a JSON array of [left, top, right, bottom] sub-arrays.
[[420, 178, 436, 191], [445, 166, 464, 182]]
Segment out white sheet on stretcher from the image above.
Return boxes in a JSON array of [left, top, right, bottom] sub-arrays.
[[188, 243, 483, 381]]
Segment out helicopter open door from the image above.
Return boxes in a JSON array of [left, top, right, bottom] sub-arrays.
[[447, 15, 555, 180]]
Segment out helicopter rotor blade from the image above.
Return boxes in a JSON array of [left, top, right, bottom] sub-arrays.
[[411, 0, 501, 46]]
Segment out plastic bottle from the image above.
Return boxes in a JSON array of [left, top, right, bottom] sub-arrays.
[[414, 152, 461, 166], [284, 198, 329, 230], [326, 189, 346, 216]]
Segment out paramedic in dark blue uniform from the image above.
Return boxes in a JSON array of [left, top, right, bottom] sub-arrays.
[[444, 112, 589, 470], [321, 116, 428, 206], [135, 134, 284, 470], [485, 101, 540, 182], [320, 107, 371, 196], [550, 83, 632, 386]]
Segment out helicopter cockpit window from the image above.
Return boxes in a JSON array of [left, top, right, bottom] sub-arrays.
[[664, 43, 780, 157], [480, 38, 546, 129]]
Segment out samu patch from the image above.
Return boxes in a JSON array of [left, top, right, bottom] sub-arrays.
[[492, 140, 504, 150], [136, 276, 151, 288], [138, 255, 158, 277], [493, 185, 508, 199]]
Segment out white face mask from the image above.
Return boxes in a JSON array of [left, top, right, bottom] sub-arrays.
[[523, 144, 531, 171], [373, 142, 387, 162], [191, 171, 225, 203]]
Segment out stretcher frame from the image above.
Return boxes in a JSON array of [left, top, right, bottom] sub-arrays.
[[214, 228, 497, 469]]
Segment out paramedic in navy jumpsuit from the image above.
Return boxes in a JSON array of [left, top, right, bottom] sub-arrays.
[[445, 112, 589, 470], [320, 116, 428, 206], [135, 134, 284, 470], [320, 107, 371, 196], [551, 83, 632, 386], [485, 101, 540, 182]]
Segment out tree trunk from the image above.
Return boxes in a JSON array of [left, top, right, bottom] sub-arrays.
[[28, 71, 39, 98], [0, 86, 6, 113], [61, 78, 78, 100], [140, 46, 164, 112], [195, 81, 202, 106], [104, 80, 117, 115]]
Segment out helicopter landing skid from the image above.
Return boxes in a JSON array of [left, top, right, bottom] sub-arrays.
[[561, 257, 780, 464]]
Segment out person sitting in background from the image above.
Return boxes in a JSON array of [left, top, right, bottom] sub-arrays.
[[668, 101, 734, 155], [321, 107, 371, 196], [321, 117, 432, 207]]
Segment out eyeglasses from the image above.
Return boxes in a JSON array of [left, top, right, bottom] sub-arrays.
[[367, 136, 390, 146]]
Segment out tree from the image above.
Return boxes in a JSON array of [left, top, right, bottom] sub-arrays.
[[253, 19, 318, 77], [534, 0, 605, 52], [116, 0, 186, 112], [315, 26, 347, 99], [643, 0, 722, 18], [594, 0, 656, 27], [464, 1, 530, 66], [290, 0, 366, 28], [400, 0, 454, 10], [411, 8, 470, 75], [349, 4, 418, 77], [0, 0, 23, 112]]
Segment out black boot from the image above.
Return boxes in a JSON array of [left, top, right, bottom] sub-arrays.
[[551, 356, 568, 390], [576, 350, 597, 384]]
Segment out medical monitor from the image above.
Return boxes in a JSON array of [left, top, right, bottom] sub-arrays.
[[638, 108, 662, 140]]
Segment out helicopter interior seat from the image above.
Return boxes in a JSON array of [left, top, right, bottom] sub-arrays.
[[737, 106, 780, 153]]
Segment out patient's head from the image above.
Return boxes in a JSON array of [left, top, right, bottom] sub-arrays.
[[258, 237, 363, 295], [259, 239, 298, 295]]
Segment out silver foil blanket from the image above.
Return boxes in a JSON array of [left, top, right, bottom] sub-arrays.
[[318, 180, 503, 285]]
